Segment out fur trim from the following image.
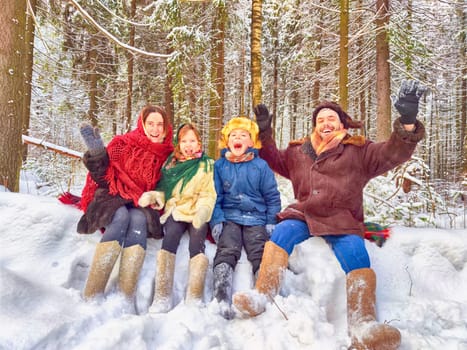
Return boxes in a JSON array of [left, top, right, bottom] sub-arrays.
[[291, 134, 366, 147], [289, 137, 308, 146], [342, 134, 366, 146], [219, 117, 262, 149]]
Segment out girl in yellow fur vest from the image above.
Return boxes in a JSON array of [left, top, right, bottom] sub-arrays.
[[139, 123, 216, 313]]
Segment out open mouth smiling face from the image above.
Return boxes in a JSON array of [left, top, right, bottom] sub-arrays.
[[315, 108, 344, 138], [179, 129, 201, 159], [144, 112, 165, 143], [228, 129, 253, 156]]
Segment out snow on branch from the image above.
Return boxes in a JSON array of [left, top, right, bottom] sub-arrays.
[[22, 135, 84, 159], [68, 0, 170, 59]]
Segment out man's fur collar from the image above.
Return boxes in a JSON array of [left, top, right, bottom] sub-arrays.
[[290, 134, 366, 147], [291, 134, 366, 160]]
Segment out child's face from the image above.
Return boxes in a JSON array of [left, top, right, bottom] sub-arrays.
[[227, 128, 253, 157], [179, 129, 201, 158]]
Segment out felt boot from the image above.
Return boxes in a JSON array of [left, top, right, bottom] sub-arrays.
[[149, 249, 175, 313], [186, 253, 209, 304], [118, 244, 146, 298], [347, 268, 401, 350], [233, 241, 288, 317], [213, 262, 234, 319], [83, 240, 121, 299]]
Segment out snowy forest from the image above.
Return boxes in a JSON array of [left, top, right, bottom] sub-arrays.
[[1, 0, 466, 229]]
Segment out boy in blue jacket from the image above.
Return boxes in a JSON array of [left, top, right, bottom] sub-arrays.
[[210, 116, 281, 319]]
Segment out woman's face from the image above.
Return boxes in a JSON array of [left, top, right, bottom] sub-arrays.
[[144, 112, 165, 143], [179, 129, 201, 159]]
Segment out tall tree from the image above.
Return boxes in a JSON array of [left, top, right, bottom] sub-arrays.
[[87, 35, 99, 126], [251, 0, 262, 108], [375, 0, 391, 141], [0, 0, 27, 192], [312, 2, 323, 107], [355, 0, 368, 134], [21, 0, 37, 161], [125, 0, 136, 132], [208, 2, 226, 159], [456, 0, 467, 173], [339, 0, 349, 109]]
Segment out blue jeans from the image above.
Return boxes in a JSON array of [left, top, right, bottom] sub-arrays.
[[270, 219, 370, 274]]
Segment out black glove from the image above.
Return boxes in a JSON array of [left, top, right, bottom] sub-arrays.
[[253, 104, 272, 133], [80, 123, 105, 156], [394, 80, 427, 124]]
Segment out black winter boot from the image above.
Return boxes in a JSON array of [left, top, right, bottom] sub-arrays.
[[213, 262, 234, 320]]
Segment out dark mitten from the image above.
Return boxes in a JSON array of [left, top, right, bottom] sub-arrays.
[[80, 123, 105, 156], [253, 104, 272, 133], [141, 207, 163, 239], [394, 80, 427, 124]]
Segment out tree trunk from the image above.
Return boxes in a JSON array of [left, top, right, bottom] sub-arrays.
[[312, 1, 324, 110], [456, 0, 467, 173], [165, 46, 174, 126], [339, 0, 349, 110], [0, 0, 27, 192], [207, 2, 226, 159], [22, 0, 37, 162], [356, 0, 366, 136], [125, 0, 136, 133], [239, 44, 246, 117], [375, 0, 391, 142], [251, 0, 262, 108], [272, 35, 278, 137], [87, 36, 99, 126]]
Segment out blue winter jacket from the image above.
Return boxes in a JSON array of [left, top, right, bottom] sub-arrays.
[[211, 147, 281, 227]]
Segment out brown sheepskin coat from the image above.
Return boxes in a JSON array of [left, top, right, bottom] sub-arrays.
[[77, 150, 162, 238], [259, 118, 425, 237]]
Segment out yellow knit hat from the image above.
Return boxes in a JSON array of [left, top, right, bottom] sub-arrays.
[[219, 117, 262, 149]]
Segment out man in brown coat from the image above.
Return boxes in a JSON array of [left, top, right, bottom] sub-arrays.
[[233, 80, 426, 350]]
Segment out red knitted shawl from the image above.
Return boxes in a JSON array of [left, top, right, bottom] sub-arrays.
[[80, 114, 174, 212]]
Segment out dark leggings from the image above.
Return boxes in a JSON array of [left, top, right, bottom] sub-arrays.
[[101, 206, 148, 249], [161, 215, 207, 258], [213, 221, 268, 274]]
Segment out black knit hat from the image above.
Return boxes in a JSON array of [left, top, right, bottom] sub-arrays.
[[312, 101, 363, 129]]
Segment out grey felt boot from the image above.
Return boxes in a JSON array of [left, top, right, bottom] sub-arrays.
[[213, 262, 234, 320]]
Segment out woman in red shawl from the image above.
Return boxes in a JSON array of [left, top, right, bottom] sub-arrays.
[[78, 105, 173, 301]]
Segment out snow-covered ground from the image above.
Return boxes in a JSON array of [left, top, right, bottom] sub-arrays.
[[1, 181, 467, 349]]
